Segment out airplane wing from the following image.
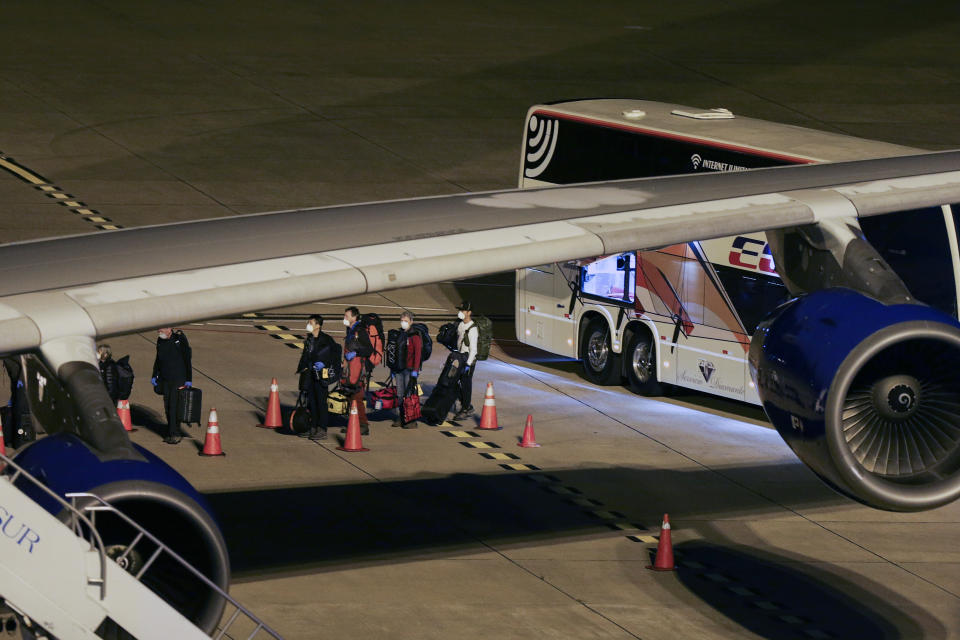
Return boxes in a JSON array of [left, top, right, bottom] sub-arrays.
[[1, 149, 960, 356]]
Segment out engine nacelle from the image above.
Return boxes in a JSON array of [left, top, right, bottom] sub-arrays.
[[750, 288, 960, 511], [12, 433, 229, 634]]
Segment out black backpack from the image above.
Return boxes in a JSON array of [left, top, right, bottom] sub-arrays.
[[410, 322, 433, 362], [385, 328, 408, 372], [437, 322, 458, 351], [116, 355, 134, 400]]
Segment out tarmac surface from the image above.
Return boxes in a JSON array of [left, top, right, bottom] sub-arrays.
[[2, 2, 960, 638]]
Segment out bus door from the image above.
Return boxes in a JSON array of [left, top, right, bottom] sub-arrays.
[[518, 264, 562, 352]]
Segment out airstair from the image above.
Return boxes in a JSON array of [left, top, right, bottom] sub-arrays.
[[0, 452, 283, 639]]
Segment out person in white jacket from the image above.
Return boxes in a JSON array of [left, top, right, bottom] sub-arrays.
[[455, 300, 479, 419]]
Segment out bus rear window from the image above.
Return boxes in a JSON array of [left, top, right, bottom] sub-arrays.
[[581, 253, 635, 304]]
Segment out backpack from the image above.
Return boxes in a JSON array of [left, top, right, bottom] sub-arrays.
[[116, 355, 135, 400], [385, 328, 408, 372], [437, 322, 458, 351], [316, 339, 342, 386], [464, 316, 493, 361], [361, 313, 385, 366], [410, 323, 433, 362]]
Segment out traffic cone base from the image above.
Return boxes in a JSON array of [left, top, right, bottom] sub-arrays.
[[477, 382, 502, 430], [338, 401, 369, 452], [200, 409, 226, 457], [518, 414, 540, 447], [646, 513, 676, 571], [117, 400, 135, 432], [257, 377, 283, 429]]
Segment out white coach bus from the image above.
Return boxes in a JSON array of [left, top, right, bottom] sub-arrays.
[[514, 99, 960, 403]]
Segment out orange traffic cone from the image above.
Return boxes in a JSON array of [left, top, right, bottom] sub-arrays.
[[646, 514, 676, 571], [199, 408, 226, 457], [337, 400, 369, 452], [117, 400, 134, 432], [518, 414, 540, 447], [258, 378, 283, 429], [477, 382, 502, 430]]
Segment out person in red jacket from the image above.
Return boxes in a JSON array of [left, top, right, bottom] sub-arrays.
[[392, 311, 423, 429]]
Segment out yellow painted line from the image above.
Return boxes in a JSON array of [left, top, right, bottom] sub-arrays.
[[568, 497, 601, 507], [779, 615, 804, 625], [38, 185, 57, 192], [0, 158, 46, 184], [260, 325, 283, 331], [87, 216, 108, 223], [481, 452, 518, 461], [726, 585, 754, 596], [629, 535, 659, 543], [276, 333, 298, 340], [590, 510, 624, 520], [442, 430, 478, 438], [75, 208, 96, 215], [545, 486, 579, 496], [243, 313, 259, 318], [462, 441, 497, 449], [49, 192, 69, 199], [98, 224, 121, 230], [608, 522, 644, 531], [63, 200, 82, 207], [754, 601, 780, 611], [501, 463, 540, 471]]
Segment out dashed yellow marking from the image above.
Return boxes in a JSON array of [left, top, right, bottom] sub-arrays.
[[755, 601, 780, 611], [779, 615, 804, 625], [98, 224, 121, 230], [589, 510, 625, 520], [461, 441, 499, 449], [75, 208, 96, 215], [567, 497, 602, 507], [87, 216, 109, 223], [62, 200, 82, 207], [726, 585, 754, 596], [627, 534, 659, 543], [38, 185, 58, 192], [544, 485, 580, 496], [704, 573, 729, 583], [286, 343, 304, 350], [441, 430, 479, 438], [49, 192, 69, 199], [260, 325, 283, 332], [607, 521, 645, 531], [480, 452, 519, 461], [500, 463, 540, 471], [0, 158, 46, 184], [525, 474, 560, 484], [243, 313, 260, 318], [276, 333, 298, 341]]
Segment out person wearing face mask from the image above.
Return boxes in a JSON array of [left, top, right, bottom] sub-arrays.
[[96, 344, 121, 404], [296, 314, 337, 440], [455, 301, 479, 420], [392, 311, 423, 428], [151, 327, 192, 444], [342, 306, 373, 435]]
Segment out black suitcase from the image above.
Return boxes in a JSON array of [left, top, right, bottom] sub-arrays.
[[421, 384, 459, 425], [178, 386, 202, 425], [436, 352, 465, 388]]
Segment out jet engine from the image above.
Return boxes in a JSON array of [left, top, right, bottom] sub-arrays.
[[12, 433, 229, 634], [749, 288, 960, 511]]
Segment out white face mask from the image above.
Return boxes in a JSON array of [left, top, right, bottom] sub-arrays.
[[457, 311, 465, 320], [158, 331, 168, 339], [400, 321, 410, 330], [343, 317, 352, 327], [305, 323, 314, 332]]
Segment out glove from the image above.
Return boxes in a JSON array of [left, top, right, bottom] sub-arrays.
[[463, 365, 470, 374], [411, 370, 418, 378], [184, 381, 192, 388], [345, 351, 356, 361], [151, 377, 158, 387], [313, 361, 325, 371], [16, 380, 23, 389]]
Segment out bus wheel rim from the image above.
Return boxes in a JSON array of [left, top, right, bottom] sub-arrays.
[[587, 332, 608, 370], [632, 341, 652, 383]]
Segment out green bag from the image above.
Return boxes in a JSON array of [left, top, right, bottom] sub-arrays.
[[464, 316, 493, 361]]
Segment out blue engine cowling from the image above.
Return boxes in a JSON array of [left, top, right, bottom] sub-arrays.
[[12, 433, 229, 634], [749, 288, 960, 512]]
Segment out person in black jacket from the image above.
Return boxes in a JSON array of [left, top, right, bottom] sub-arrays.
[[342, 306, 373, 434], [151, 327, 192, 444], [296, 314, 337, 440], [97, 344, 121, 404]]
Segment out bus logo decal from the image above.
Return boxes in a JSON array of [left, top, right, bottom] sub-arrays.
[[729, 236, 777, 273], [525, 115, 559, 178], [698, 359, 715, 382]]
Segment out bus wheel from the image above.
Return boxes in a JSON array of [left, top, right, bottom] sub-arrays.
[[580, 318, 621, 385], [625, 329, 662, 396]]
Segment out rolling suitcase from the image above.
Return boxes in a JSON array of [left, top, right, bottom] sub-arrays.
[[177, 386, 202, 425], [421, 385, 457, 425]]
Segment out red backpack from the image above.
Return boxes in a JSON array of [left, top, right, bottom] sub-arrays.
[[361, 313, 385, 367]]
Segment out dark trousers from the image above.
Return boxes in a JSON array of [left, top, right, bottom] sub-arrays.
[[304, 377, 329, 431], [458, 362, 475, 409], [162, 381, 184, 439]]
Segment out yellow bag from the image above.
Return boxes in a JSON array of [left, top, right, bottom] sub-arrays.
[[327, 390, 349, 415]]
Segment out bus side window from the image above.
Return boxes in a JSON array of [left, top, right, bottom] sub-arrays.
[[581, 253, 635, 304]]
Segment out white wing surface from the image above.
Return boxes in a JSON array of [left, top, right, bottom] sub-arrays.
[[2, 150, 960, 356]]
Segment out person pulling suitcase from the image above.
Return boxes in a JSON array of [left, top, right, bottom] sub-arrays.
[[151, 327, 193, 444]]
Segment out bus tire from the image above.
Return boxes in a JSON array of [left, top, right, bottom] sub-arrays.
[[624, 329, 662, 396], [580, 317, 621, 385]]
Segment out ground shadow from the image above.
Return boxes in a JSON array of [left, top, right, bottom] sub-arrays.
[[129, 403, 168, 436], [666, 541, 945, 639]]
